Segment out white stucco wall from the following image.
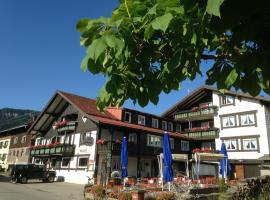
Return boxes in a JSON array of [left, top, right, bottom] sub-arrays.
[[0, 138, 10, 170], [213, 92, 270, 160], [34, 130, 97, 184]]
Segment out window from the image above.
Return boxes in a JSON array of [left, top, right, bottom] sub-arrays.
[[2, 154, 7, 161], [168, 122, 174, 132], [152, 118, 159, 128], [224, 139, 238, 150], [170, 138, 174, 149], [112, 159, 120, 170], [138, 115, 145, 125], [128, 133, 137, 144], [0, 142, 3, 149], [4, 141, 8, 148], [201, 142, 215, 150], [147, 135, 162, 148], [21, 136, 26, 144], [13, 151, 15, 156], [240, 113, 255, 126], [80, 132, 93, 145], [16, 150, 19, 157], [222, 116, 236, 128], [201, 122, 210, 128], [78, 157, 88, 167], [51, 136, 60, 144], [162, 121, 167, 130], [14, 137, 18, 144], [124, 112, 131, 123], [181, 140, 190, 151], [221, 95, 234, 106], [20, 150, 24, 156], [242, 138, 258, 150], [176, 124, 181, 132], [36, 138, 41, 145], [62, 158, 70, 167]]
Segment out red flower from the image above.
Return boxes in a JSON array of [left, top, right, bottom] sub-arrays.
[[96, 139, 106, 145]]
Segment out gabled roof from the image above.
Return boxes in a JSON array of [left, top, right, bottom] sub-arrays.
[[28, 91, 188, 139], [161, 85, 270, 117]]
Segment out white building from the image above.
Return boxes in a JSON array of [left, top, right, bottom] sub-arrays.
[[0, 136, 10, 171], [162, 86, 270, 179]]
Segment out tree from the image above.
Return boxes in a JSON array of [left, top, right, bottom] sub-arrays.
[[77, 0, 270, 111]]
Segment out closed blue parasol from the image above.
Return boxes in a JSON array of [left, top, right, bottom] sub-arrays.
[[220, 142, 231, 178], [121, 136, 128, 178], [163, 132, 173, 182]]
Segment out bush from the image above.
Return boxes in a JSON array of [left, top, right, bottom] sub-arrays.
[[91, 185, 105, 199], [118, 192, 132, 200], [156, 192, 175, 200], [217, 178, 229, 193]]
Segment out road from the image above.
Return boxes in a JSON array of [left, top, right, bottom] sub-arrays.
[[0, 175, 84, 200]]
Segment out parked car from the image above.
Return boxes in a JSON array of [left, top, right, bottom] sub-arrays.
[[10, 163, 56, 184]]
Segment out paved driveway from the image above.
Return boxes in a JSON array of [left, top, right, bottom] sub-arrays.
[[0, 175, 84, 200]]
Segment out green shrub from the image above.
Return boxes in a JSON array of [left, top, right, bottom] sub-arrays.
[[118, 192, 132, 200], [91, 185, 105, 199]]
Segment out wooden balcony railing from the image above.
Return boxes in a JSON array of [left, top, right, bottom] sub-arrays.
[[183, 128, 219, 139], [174, 106, 218, 121], [30, 144, 75, 157]]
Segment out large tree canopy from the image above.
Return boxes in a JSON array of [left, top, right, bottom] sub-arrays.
[[77, 0, 270, 111]]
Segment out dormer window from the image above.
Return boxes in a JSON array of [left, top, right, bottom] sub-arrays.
[[124, 112, 131, 123], [220, 95, 234, 106], [138, 115, 145, 126], [162, 121, 167, 130], [168, 122, 173, 132], [152, 118, 159, 128]]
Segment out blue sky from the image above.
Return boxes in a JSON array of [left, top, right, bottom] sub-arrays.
[[0, 0, 208, 115]]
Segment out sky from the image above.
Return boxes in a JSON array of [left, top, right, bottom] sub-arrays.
[[0, 0, 209, 115]]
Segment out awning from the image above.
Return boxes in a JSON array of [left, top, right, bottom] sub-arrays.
[[160, 153, 188, 161], [193, 152, 224, 161]]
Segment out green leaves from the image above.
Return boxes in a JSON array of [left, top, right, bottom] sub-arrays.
[[78, 0, 270, 111], [225, 68, 238, 87], [151, 13, 173, 32], [206, 0, 224, 17]]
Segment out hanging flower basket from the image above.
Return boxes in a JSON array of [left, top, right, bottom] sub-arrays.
[[52, 119, 68, 130], [96, 139, 107, 145]]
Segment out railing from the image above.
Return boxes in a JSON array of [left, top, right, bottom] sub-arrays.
[[97, 142, 137, 154], [174, 106, 218, 120], [30, 144, 75, 157], [183, 128, 219, 139], [56, 121, 77, 134]]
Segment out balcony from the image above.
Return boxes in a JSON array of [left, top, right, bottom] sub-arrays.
[[97, 142, 137, 155], [183, 128, 219, 139], [174, 105, 218, 121], [53, 121, 77, 134], [30, 143, 75, 157]]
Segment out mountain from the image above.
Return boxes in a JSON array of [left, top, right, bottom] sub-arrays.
[[0, 108, 39, 131]]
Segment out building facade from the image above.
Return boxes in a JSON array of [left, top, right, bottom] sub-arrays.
[[7, 124, 32, 168], [28, 91, 201, 184], [0, 136, 10, 171], [162, 86, 270, 179]]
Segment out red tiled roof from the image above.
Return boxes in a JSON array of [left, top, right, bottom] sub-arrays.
[[59, 91, 117, 120], [59, 91, 191, 140]]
